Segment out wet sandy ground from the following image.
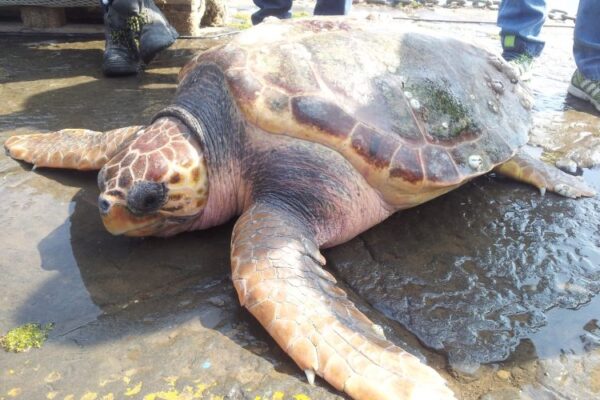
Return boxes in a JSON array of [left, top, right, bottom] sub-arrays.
[[1, 4, 599, 400]]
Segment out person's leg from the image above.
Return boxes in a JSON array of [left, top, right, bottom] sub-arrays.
[[573, 0, 600, 80], [252, 0, 293, 25], [497, 0, 546, 60], [568, 0, 600, 111], [313, 0, 352, 16]]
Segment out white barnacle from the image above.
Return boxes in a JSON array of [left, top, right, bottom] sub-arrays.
[[488, 55, 504, 72], [487, 100, 499, 114], [410, 98, 421, 111], [372, 324, 385, 338], [403, 91, 413, 99], [468, 154, 484, 171], [520, 96, 533, 110], [491, 80, 505, 94]]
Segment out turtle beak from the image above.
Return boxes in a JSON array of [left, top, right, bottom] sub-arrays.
[[100, 201, 161, 236]]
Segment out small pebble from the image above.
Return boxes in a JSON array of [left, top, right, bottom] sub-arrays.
[[496, 369, 511, 380], [555, 158, 578, 174], [410, 98, 421, 110]]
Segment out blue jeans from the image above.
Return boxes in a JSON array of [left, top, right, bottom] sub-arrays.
[[497, 0, 600, 80], [252, 0, 352, 25]]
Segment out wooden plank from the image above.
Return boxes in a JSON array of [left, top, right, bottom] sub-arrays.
[[157, 0, 203, 36], [20, 6, 67, 29], [14, 1, 217, 35]]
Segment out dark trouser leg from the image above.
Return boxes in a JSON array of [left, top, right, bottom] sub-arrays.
[[314, 0, 352, 15], [573, 0, 600, 80], [496, 0, 546, 60], [251, 0, 293, 25]]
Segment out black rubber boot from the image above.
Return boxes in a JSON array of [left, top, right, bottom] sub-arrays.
[[102, 3, 139, 77], [111, 0, 179, 65]]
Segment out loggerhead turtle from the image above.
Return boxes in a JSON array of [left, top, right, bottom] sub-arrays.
[[4, 17, 596, 400]]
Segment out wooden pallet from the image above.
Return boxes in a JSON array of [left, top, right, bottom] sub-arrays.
[[19, 6, 67, 28], [157, 0, 203, 36], [11, 1, 207, 35]]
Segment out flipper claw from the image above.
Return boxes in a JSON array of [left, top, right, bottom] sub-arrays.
[[304, 368, 316, 386]]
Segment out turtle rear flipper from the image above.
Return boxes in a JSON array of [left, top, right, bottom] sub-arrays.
[[495, 151, 596, 198], [4, 126, 143, 171], [232, 203, 456, 400]]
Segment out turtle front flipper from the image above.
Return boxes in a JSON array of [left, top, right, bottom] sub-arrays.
[[4, 126, 143, 170], [494, 151, 596, 198], [231, 203, 456, 400]]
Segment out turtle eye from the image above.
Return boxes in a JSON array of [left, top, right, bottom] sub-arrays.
[[126, 181, 167, 214]]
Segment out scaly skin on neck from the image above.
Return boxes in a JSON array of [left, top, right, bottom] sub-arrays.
[[186, 116, 246, 231]]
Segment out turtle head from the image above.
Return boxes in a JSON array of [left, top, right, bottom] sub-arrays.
[[97, 117, 208, 237]]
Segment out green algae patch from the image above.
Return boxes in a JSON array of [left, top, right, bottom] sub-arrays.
[[396, 1, 425, 9], [292, 11, 310, 19], [406, 79, 478, 142], [229, 13, 252, 30], [1, 323, 54, 353]]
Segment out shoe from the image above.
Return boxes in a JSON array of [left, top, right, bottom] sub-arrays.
[[139, 0, 178, 64], [506, 54, 535, 82], [568, 69, 600, 112], [251, 11, 292, 25], [111, 0, 179, 64], [111, 0, 179, 65], [102, 5, 139, 77]]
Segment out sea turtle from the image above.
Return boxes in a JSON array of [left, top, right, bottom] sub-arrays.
[[4, 17, 595, 400]]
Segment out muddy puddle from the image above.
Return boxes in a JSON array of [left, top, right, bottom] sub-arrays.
[[1, 9, 599, 400]]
